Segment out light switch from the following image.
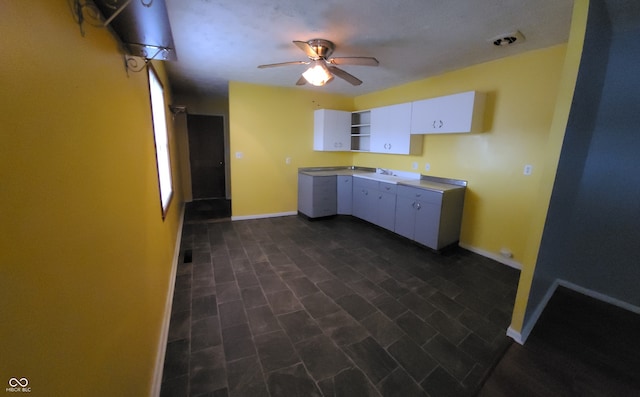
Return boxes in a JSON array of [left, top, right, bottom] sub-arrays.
[[524, 164, 533, 175], [235, 152, 243, 159], [285, 157, 291, 164]]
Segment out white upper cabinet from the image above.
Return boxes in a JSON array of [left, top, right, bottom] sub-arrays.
[[410, 91, 486, 134], [370, 103, 422, 155], [314, 109, 351, 151]]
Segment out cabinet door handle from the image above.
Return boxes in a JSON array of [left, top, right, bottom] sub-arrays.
[[416, 203, 422, 210], [432, 120, 436, 129], [438, 120, 443, 128], [411, 202, 416, 208]]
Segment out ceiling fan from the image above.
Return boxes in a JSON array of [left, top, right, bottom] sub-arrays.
[[257, 39, 379, 87]]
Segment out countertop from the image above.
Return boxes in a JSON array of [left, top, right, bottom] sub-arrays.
[[299, 167, 466, 193]]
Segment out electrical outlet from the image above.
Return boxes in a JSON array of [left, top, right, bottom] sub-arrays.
[[235, 152, 243, 159], [524, 164, 533, 175], [412, 162, 418, 170], [425, 163, 431, 171], [285, 157, 291, 165]]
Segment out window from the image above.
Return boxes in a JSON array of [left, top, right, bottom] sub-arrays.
[[148, 65, 173, 219]]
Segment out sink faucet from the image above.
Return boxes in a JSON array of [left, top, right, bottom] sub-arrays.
[[378, 168, 394, 175]]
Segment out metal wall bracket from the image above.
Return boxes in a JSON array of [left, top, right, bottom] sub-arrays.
[[70, 0, 175, 75]]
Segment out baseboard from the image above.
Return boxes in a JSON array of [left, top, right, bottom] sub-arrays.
[[150, 203, 185, 397], [517, 279, 560, 344], [557, 280, 640, 315], [506, 326, 524, 345], [458, 242, 522, 270], [231, 211, 297, 221]]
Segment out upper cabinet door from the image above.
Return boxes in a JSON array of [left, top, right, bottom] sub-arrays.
[[314, 109, 351, 151], [370, 103, 421, 154], [410, 91, 486, 134]]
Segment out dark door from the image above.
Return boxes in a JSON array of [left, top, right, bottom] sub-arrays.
[[187, 114, 225, 199]]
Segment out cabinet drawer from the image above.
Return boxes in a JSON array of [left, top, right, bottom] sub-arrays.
[[353, 176, 379, 191], [396, 185, 441, 205], [378, 182, 396, 194], [312, 176, 336, 187]]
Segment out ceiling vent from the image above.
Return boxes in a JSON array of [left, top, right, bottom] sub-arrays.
[[489, 31, 526, 47]]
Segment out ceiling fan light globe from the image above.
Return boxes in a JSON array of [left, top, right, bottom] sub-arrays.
[[302, 61, 333, 86]]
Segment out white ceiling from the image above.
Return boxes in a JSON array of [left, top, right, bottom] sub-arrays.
[[164, 0, 575, 98]]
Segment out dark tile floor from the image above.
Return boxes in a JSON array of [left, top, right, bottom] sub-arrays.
[[160, 215, 519, 397], [184, 199, 231, 223]]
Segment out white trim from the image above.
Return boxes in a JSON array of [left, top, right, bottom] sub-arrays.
[[458, 242, 522, 270], [517, 279, 560, 343], [150, 204, 185, 397], [557, 280, 640, 315], [506, 326, 524, 345], [231, 211, 297, 221], [511, 278, 640, 345]]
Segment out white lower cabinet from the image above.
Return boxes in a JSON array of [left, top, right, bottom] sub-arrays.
[[337, 175, 353, 215], [376, 191, 396, 231], [394, 185, 465, 250], [353, 177, 378, 223], [353, 178, 397, 232], [375, 183, 397, 231], [395, 196, 440, 248]]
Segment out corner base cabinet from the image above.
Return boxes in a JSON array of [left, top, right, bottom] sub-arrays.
[[298, 174, 337, 218]]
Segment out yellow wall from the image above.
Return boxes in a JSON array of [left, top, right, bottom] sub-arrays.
[[228, 82, 353, 217], [1, 2, 183, 396], [510, 0, 589, 333]]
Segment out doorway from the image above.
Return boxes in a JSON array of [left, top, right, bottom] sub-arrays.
[[185, 114, 230, 222], [187, 114, 226, 199]]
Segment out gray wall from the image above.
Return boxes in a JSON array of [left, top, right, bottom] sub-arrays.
[[524, 0, 640, 328]]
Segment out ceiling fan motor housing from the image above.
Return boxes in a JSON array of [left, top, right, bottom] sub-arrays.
[[307, 39, 335, 59]]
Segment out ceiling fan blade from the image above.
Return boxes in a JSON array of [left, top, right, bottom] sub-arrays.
[[296, 75, 307, 86], [328, 66, 362, 86], [293, 40, 319, 58], [258, 61, 308, 69], [329, 57, 379, 66]]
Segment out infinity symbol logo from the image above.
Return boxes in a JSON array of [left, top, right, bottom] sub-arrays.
[[8, 377, 29, 387]]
